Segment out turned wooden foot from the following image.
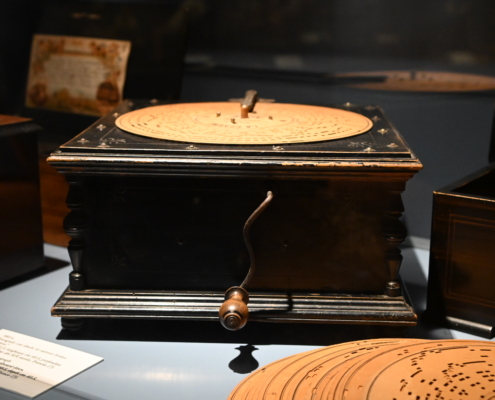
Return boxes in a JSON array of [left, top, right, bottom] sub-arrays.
[[61, 317, 85, 331]]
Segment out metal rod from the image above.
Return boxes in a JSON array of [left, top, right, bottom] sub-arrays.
[[240, 191, 274, 288]]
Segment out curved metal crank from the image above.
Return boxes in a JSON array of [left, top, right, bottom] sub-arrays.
[[218, 191, 274, 330]]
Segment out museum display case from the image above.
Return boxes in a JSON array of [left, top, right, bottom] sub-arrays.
[[0, 0, 495, 398]]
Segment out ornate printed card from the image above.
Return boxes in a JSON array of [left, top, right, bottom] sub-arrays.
[[26, 34, 131, 116]]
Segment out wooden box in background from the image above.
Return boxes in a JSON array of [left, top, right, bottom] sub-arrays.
[[427, 163, 495, 338], [0, 116, 44, 282]]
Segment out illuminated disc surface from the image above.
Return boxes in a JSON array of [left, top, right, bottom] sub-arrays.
[[227, 339, 425, 400], [339, 340, 495, 400], [115, 102, 373, 145], [227, 339, 495, 400]]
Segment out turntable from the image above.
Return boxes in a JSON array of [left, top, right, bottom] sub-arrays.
[[48, 91, 422, 331]]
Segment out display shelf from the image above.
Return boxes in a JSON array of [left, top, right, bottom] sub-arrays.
[[0, 243, 491, 400]]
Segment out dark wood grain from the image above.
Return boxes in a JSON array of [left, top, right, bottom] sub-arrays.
[[426, 162, 495, 338]]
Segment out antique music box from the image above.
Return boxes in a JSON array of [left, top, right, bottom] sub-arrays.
[[48, 92, 422, 331]]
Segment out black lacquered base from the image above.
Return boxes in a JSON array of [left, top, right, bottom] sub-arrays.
[[52, 288, 417, 327]]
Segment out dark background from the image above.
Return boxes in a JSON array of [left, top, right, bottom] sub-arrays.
[[2, 0, 495, 239]]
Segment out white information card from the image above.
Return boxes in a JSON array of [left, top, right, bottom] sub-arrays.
[[0, 329, 103, 398]]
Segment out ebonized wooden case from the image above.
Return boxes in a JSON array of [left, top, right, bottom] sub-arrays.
[[48, 100, 422, 330]]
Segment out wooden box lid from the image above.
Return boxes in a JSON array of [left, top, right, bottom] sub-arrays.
[[48, 100, 422, 178]]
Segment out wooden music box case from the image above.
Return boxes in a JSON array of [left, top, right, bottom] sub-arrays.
[[48, 94, 422, 331], [426, 162, 495, 338]]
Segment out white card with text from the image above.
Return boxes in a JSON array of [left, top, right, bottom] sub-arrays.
[[0, 329, 103, 398]]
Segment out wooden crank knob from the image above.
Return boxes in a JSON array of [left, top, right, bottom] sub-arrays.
[[219, 287, 249, 331]]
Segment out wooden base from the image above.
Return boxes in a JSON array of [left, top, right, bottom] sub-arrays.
[[52, 288, 417, 327]]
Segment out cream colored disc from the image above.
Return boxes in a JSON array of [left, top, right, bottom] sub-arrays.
[[227, 339, 425, 400], [115, 102, 373, 145], [338, 340, 495, 400]]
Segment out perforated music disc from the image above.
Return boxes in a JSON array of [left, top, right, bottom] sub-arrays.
[[227, 339, 495, 400], [339, 340, 495, 400], [115, 102, 373, 145]]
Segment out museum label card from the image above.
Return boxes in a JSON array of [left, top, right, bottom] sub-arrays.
[[0, 329, 103, 398], [26, 34, 131, 116]]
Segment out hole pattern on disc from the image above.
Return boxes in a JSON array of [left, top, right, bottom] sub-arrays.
[[115, 102, 373, 145], [227, 339, 495, 400]]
